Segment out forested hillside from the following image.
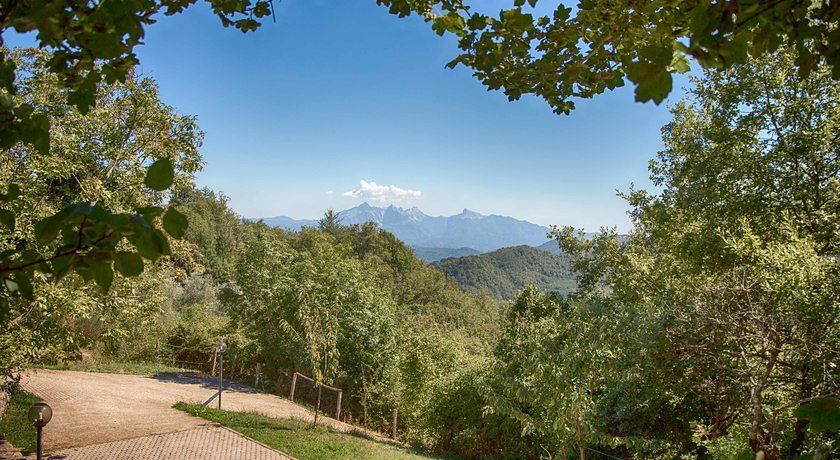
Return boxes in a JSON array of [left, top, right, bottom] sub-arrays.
[[433, 245, 576, 299]]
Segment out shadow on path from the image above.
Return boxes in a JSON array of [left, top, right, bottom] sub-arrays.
[[148, 371, 263, 395]]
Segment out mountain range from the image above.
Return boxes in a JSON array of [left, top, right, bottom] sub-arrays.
[[258, 203, 552, 253]]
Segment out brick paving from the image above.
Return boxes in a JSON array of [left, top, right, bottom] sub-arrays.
[[18, 369, 367, 458], [54, 426, 290, 460]]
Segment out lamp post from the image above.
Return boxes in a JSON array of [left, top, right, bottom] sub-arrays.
[[217, 340, 227, 409], [27, 402, 52, 460]]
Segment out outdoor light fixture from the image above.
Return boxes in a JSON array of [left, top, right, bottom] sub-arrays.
[[217, 340, 227, 409], [27, 402, 52, 460]]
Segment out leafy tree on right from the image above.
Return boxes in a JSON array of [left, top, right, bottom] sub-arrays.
[[490, 48, 839, 459]]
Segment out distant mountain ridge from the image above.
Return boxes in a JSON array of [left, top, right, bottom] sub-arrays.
[[258, 203, 552, 252]]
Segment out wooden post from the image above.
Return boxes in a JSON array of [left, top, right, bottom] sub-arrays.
[[290, 373, 297, 401], [336, 391, 342, 420], [255, 363, 261, 388], [392, 409, 398, 440]]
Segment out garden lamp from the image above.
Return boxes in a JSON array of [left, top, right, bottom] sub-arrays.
[[217, 340, 227, 408], [27, 402, 52, 460]]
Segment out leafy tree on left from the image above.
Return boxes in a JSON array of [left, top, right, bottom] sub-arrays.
[[0, 0, 270, 302], [0, 48, 204, 390]]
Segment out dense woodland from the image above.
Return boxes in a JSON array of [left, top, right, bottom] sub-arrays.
[[0, 1, 839, 458]]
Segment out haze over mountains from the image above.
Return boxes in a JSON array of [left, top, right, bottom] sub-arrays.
[[259, 203, 553, 254]]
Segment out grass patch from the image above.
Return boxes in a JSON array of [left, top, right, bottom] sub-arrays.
[[36, 360, 186, 376], [174, 402, 433, 460], [0, 390, 41, 454]]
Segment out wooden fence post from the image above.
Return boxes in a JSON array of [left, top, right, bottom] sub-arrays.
[[392, 409, 398, 440], [336, 391, 342, 420], [290, 372, 298, 401]]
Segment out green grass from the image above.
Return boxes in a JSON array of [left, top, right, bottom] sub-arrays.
[[174, 402, 433, 460], [0, 390, 41, 454], [36, 360, 186, 376]]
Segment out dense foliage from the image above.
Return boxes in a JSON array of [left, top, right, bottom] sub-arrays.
[[379, 0, 840, 114], [433, 245, 576, 300], [544, 49, 839, 458], [1, 2, 838, 458], [0, 48, 203, 391]]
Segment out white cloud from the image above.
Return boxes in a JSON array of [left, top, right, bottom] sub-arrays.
[[343, 180, 421, 204], [326, 190, 334, 195]]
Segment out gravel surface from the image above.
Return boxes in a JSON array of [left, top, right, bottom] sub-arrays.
[[20, 369, 383, 457]]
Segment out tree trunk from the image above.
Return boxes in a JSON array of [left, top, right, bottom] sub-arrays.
[[576, 416, 585, 460], [313, 382, 322, 427], [312, 348, 328, 428], [749, 346, 779, 459], [787, 365, 812, 457]]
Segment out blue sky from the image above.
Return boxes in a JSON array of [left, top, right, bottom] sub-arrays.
[[11, 0, 692, 232]]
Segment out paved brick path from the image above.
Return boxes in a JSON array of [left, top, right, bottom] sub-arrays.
[[19, 369, 381, 458], [55, 426, 290, 459]]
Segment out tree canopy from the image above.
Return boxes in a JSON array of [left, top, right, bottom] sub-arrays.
[[550, 48, 839, 458], [379, 0, 840, 113]]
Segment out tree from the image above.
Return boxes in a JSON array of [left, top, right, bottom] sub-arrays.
[[0, 0, 271, 300], [230, 226, 401, 426], [0, 48, 203, 390], [379, 0, 840, 114], [318, 209, 343, 235], [489, 287, 628, 459], [172, 187, 249, 282], [555, 49, 839, 458]]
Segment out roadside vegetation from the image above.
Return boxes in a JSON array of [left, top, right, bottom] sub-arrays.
[[174, 403, 432, 460], [0, 390, 40, 454], [36, 361, 186, 376]]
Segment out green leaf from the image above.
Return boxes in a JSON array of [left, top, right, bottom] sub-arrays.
[[162, 208, 188, 239], [114, 251, 144, 277], [135, 231, 162, 262], [67, 74, 98, 115], [0, 184, 20, 202], [92, 261, 114, 293], [433, 12, 466, 37], [795, 398, 840, 432], [625, 61, 672, 104], [34, 216, 63, 245], [0, 209, 14, 231], [51, 254, 74, 280], [134, 230, 170, 262], [13, 273, 33, 299], [19, 113, 50, 154], [144, 158, 175, 191]]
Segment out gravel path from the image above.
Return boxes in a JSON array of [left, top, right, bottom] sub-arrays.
[[20, 369, 383, 457]]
